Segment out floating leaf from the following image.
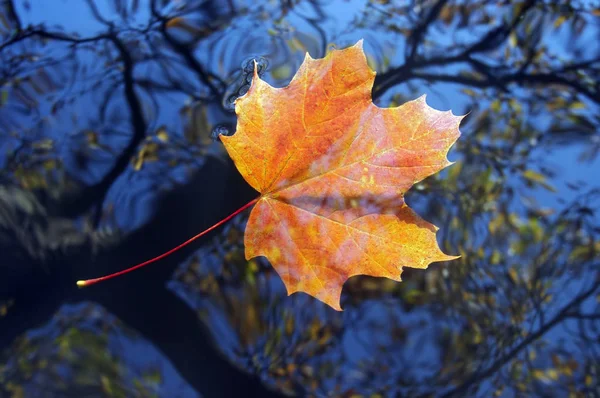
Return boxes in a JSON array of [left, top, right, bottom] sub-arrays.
[[221, 41, 461, 310]]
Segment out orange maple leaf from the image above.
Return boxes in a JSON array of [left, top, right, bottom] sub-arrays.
[[220, 40, 462, 310]]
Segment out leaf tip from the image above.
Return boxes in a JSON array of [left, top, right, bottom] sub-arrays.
[[320, 289, 344, 311], [442, 254, 461, 262], [323, 295, 343, 311], [460, 108, 473, 118], [232, 59, 263, 110]]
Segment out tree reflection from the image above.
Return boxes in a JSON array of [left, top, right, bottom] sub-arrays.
[[171, 186, 599, 396], [1, 0, 599, 396], [1, 302, 194, 397]]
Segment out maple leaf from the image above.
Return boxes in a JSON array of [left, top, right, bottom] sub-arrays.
[[220, 40, 462, 310]]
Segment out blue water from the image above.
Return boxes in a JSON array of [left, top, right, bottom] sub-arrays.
[[1, 1, 599, 397]]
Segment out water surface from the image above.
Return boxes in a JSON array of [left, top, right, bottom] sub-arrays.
[[1, 1, 599, 397]]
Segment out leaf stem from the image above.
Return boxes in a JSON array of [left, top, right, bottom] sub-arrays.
[[77, 197, 260, 288]]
